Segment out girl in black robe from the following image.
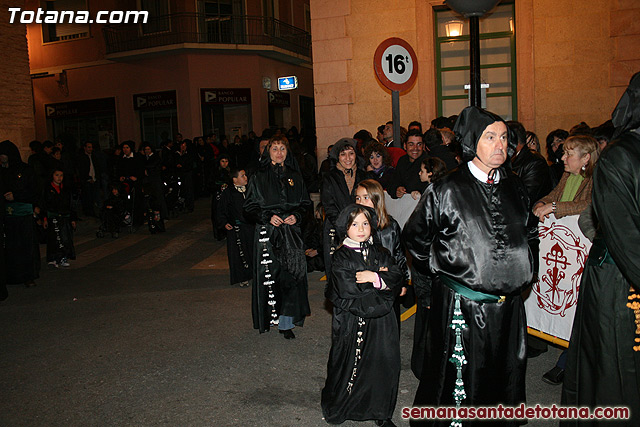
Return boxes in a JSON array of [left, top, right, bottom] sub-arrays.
[[243, 136, 312, 338], [321, 204, 402, 426], [321, 138, 367, 278], [216, 169, 254, 287], [355, 178, 410, 329], [42, 168, 76, 267]]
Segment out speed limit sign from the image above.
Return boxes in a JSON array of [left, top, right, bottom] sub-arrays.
[[373, 38, 418, 92]]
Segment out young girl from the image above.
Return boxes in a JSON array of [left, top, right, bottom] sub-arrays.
[[42, 168, 76, 268], [355, 179, 410, 324], [410, 157, 447, 200], [322, 204, 402, 427]]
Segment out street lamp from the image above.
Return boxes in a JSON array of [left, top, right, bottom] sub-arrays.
[[445, 0, 501, 107], [445, 20, 464, 38]]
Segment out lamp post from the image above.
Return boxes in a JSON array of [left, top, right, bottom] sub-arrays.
[[445, 0, 501, 107]]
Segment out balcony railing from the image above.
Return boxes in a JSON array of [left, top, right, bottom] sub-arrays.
[[103, 13, 311, 58]]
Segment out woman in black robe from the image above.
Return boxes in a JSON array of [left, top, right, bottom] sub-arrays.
[[0, 140, 40, 287], [322, 204, 402, 426], [243, 135, 312, 338], [561, 72, 640, 426], [321, 138, 367, 277]]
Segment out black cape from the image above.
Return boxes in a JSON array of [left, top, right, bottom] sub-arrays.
[[561, 72, 640, 425], [244, 158, 312, 332], [321, 241, 402, 424]]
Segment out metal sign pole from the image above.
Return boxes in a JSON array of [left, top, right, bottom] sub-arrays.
[[392, 90, 400, 148]]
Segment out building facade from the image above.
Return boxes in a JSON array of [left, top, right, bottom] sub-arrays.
[[310, 0, 640, 156], [26, 0, 314, 150]]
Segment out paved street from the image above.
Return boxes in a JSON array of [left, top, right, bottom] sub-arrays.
[[1, 199, 562, 426]]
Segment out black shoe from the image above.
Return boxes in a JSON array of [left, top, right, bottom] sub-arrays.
[[526, 345, 548, 358], [375, 419, 397, 427], [279, 329, 295, 339], [542, 366, 564, 385]]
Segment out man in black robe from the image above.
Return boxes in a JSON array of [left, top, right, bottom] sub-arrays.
[[561, 72, 640, 426], [403, 107, 534, 425]]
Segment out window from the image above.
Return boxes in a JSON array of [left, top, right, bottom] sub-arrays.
[[140, 0, 170, 34], [434, 2, 516, 120], [41, 0, 89, 43]]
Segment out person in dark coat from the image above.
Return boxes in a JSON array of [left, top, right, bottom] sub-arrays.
[[403, 107, 534, 426], [117, 141, 144, 226], [423, 128, 458, 171], [216, 168, 254, 287], [173, 140, 196, 212], [211, 154, 232, 240], [243, 135, 312, 338], [387, 129, 429, 199], [320, 138, 367, 278], [0, 140, 40, 288], [508, 120, 553, 277], [41, 168, 76, 267], [561, 71, 640, 426], [142, 143, 168, 221], [321, 204, 402, 426], [546, 129, 569, 187], [76, 141, 103, 217], [364, 142, 395, 190]]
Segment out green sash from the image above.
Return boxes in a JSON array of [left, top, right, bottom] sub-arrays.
[[439, 274, 505, 303], [5, 202, 33, 217]]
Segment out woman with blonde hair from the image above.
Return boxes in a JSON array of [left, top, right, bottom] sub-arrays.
[[355, 179, 409, 326], [533, 135, 599, 221], [531, 134, 599, 385]]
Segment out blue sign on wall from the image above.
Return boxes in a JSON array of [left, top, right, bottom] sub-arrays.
[[277, 76, 298, 91]]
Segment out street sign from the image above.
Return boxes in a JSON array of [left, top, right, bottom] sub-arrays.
[[373, 38, 418, 92], [277, 76, 298, 91]]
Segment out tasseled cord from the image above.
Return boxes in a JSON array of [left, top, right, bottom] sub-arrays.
[[449, 292, 467, 427]]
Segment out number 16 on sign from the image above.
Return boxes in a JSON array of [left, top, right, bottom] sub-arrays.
[[374, 38, 418, 147]]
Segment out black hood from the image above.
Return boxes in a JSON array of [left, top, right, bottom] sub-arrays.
[[612, 71, 640, 139], [0, 140, 23, 166], [330, 138, 357, 161], [453, 106, 515, 163], [335, 203, 377, 241]]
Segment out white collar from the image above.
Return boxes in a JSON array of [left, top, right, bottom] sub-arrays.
[[342, 236, 373, 249], [123, 153, 134, 158], [467, 160, 501, 183]]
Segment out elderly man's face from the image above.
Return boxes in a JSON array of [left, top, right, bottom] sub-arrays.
[[474, 121, 508, 171]]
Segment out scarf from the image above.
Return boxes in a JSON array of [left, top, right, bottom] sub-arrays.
[[336, 162, 356, 194]]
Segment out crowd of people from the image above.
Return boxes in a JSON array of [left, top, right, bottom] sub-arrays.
[[2, 73, 639, 426]]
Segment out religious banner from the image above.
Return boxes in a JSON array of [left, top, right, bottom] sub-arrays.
[[524, 214, 592, 343]]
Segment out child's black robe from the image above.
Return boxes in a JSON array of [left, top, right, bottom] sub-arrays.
[[216, 184, 254, 285], [321, 242, 402, 424]]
